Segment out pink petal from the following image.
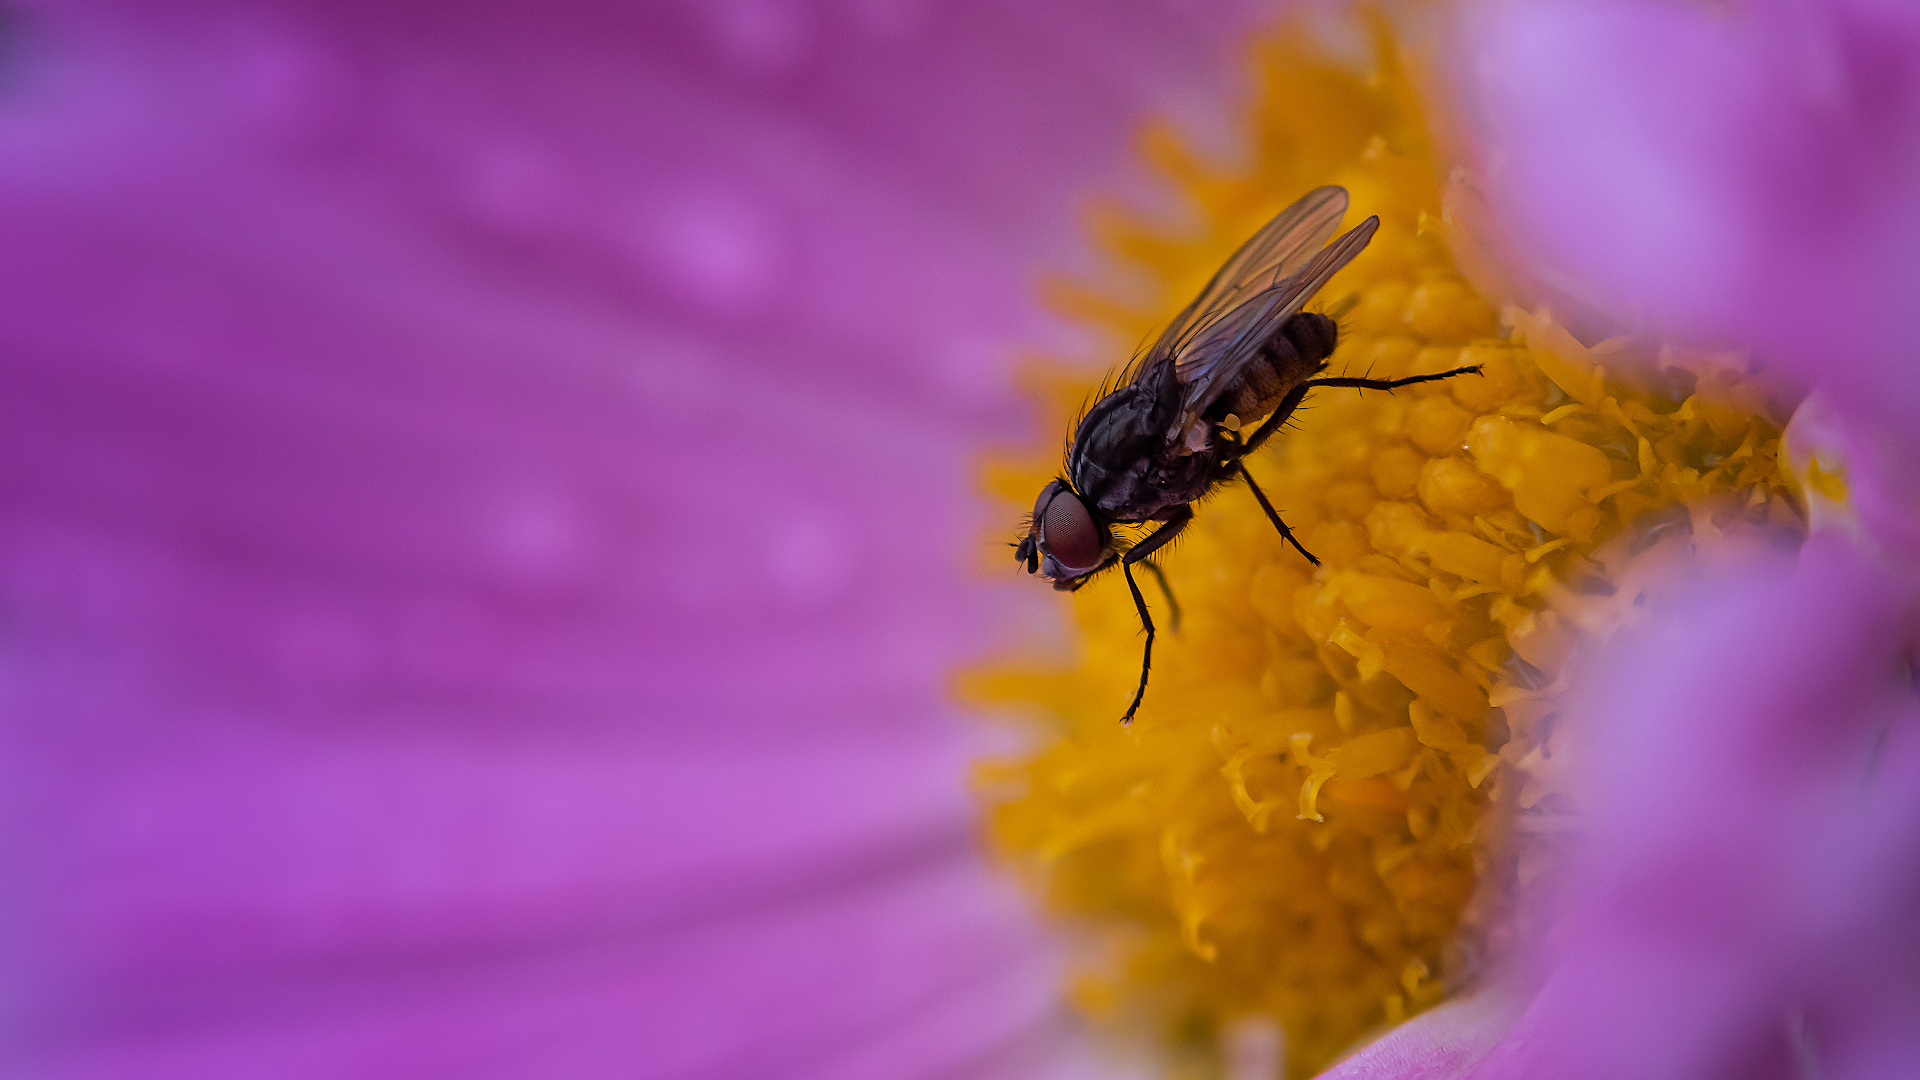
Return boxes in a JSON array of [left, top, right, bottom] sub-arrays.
[[0, 2, 1283, 1076], [1477, 535, 1920, 1080], [1316, 995, 1521, 1079]]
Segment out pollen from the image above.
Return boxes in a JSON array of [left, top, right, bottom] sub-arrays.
[[966, 15, 1802, 1080]]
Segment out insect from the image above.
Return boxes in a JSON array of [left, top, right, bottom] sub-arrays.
[[1013, 186, 1481, 724]]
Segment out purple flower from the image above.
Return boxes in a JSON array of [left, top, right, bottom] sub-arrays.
[[0, 2, 1278, 1076], [1328, 2, 1920, 1076]]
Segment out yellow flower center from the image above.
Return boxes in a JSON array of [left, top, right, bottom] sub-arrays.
[[967, 16, 1803, 1079]]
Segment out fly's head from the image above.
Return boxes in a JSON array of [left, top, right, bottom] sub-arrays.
[[1014, 479, 1113, 591]]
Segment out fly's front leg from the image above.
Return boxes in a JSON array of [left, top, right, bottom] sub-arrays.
[[1140, 560, 1182, 631], [1306, 365, 1482, 394], [1236, 465, 1319, 566], [1118, 505, 1192, 725]]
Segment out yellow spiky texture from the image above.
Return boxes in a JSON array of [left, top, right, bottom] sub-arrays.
[[966, 16, 1801, 1080]]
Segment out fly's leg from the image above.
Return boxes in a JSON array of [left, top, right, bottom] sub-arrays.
[[1305, 365, 1482, 395], [1236, 365, 1484, 460], [1222, 369, 1480, 570], [1237, 465, 1319, 566], [1118, 506, 1192, 725], [1211, 427, 1316, 564], [1140, 560, 1182, 631], [1118, 565, 1153, 726], [1237, 382, 1313, 458]]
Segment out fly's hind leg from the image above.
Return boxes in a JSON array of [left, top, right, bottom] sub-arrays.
[[1306, 365, 1483, 395], [1226, 367, 1481, 569], [1118, 505, 1192, 725], [1233, 367, 1481, 460]]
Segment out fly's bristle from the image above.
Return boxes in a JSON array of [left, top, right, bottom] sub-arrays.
[[1323, 292, 1361, 321]]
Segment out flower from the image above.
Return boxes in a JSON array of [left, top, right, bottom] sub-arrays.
[[969, 14, 1806, 1078], [0, 2, 1283, 1076], [1320, 0, 1920, 1076]]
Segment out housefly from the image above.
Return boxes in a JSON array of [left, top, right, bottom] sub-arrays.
[[1013, 186, 1481, 723]]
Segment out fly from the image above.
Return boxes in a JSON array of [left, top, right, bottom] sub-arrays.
[[1012, 186, 1481, 723]]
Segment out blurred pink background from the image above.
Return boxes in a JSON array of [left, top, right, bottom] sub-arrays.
[[0, 2, 1285, 1077]]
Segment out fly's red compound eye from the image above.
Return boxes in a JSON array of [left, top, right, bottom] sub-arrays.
[[1031, 481, 1062, 524], [1040, 490, 1102, 572]]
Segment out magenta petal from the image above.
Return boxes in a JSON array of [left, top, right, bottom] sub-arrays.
[[1331, 536, 1920, 1079], [1470, 534, 1920, 1080], [0, 2, 1284, 1076], [1472, 0, 1920, 383], [1315, 995, 1521, 1079]]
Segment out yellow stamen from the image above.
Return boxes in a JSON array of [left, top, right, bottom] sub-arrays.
[[965, 14, 1797, 1078]]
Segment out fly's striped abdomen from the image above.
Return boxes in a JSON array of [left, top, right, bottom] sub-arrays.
[[1204, 312, 1337, 427]]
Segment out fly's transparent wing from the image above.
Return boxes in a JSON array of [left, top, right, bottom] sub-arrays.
[[1170, 214, 1381, 437], [1128, 186, 1349, 382]]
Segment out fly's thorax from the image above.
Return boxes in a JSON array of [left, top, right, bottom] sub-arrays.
[[1084, 448, 1215, 524], [1068, 381, 1172, 506], [1148, 451, 1219, 511]]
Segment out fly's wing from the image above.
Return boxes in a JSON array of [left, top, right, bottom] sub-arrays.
[[1127, 186, 1350, 384], [1170, 214, 1380, 439]]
